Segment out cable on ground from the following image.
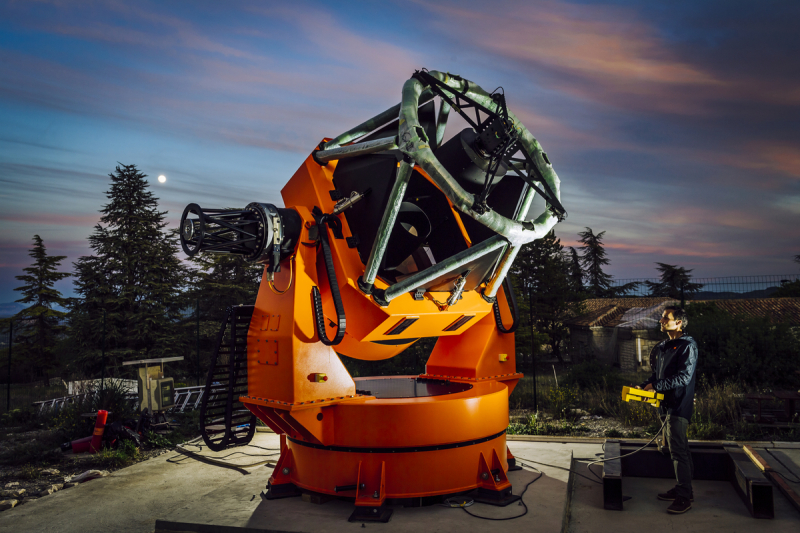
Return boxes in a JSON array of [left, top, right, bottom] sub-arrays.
[[581, 417, 668, 482], [444, 462, 543, 521], [168, 436, 281, 469]]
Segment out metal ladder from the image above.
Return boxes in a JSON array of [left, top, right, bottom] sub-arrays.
[[199, 305, 257, 451]]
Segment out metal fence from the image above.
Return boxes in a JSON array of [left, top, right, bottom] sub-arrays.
[[610, 274, 799, 299], [2, 274, 797, 415]]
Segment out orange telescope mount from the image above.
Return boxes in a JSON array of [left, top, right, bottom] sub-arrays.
[[180, 69, 565, 522]]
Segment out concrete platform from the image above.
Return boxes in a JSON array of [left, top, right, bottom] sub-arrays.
[[154, 440, 603, 533], [1, 433, 798, 533], [0, 434, 283, 533], [569, 466, 800, 532]]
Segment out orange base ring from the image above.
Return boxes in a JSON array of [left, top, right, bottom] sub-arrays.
[[244, 376, 515, 502]]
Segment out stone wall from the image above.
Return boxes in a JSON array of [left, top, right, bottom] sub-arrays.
[[620, 329, 663, 372], [567, 325, 663, 372]]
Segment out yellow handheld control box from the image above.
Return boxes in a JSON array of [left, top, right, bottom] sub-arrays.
[[622, 386, 664, 407]]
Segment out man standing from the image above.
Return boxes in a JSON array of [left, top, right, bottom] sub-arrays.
[[637, 306, 698, 514]]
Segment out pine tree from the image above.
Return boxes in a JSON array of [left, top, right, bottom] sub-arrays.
[[187, 253, 262, 324], [644, 263, 703, 299], [182, 253, 262, 380], [774, 254, 800, 297], [13, 235, 70, 385], [70, 164, 186, 374]]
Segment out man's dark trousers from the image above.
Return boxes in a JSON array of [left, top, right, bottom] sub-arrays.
[[662, 414, 694, 498]]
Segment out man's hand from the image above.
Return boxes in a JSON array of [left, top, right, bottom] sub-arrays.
[[643, 383, 654, 392]]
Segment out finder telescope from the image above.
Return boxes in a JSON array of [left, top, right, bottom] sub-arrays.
[[179, 202, 301, 274]]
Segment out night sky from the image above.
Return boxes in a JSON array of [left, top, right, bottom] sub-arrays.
[[1, 0, 799, 303]]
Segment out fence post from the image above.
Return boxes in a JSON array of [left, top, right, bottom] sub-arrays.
[[6, 320, 11, 413], [528, 291, 538, 412], [101, 308, 106, 392], [196, 298, 201, 386]]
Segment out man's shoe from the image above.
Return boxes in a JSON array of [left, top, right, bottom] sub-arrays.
[[657, 488, 693, 501], [667, 496, 692, 514]]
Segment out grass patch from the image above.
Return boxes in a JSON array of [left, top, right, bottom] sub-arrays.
[[48, 380, 138, 441], [0, 431, 64, 466], [507, 413, 591, 436], [93, 439, 140, 468], [548, 386, 578, 420], [18, 464, 42, 480]]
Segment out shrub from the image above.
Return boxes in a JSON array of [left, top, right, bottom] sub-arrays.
[[548, 385, 577, 420], [1, 408, 42, 428], [48, 380, 136, 441], [620, 401, 659, 428], [689, 422, 727, 441], [687, 302, 800, 389], [0, 432, 63, 466], [693, 376, 743, 428], [564, 359, 627, 389], [145, 430, 172, 448], [19, 464, 41, 480], [507, 413, 590, 436], [95, 438, 139, 468], [605, 428, 623, 438]]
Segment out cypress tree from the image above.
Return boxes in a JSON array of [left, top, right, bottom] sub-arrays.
[[13, 235, 70, 385], [71, 164, 185, 374]]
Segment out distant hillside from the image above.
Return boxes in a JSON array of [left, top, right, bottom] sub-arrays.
[[0, 302, 69, 318], [692, 286, 779, 300], [0, 302, 25, 318]]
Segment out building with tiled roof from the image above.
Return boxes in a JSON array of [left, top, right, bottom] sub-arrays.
[[564, 297, 800, 372]]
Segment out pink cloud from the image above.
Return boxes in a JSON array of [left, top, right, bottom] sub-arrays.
[[0, 213, 101, 227], [41, 1, 258, 60], [418, 0, 799, 116]]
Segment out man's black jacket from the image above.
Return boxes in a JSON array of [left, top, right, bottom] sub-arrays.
[[640, 335, 698, 420]]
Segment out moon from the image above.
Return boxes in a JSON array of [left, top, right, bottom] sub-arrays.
[[158, 175, 167, 183]]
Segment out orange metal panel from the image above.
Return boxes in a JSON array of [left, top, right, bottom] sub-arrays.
[[283, 434, 509, 499], [275, 152, 494, 360], [425, 311, 517, 380], [240, 145, 527, 500]]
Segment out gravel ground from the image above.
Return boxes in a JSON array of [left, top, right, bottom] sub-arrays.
[[509, 409, 653, 438], [0, 427, 179, 509]]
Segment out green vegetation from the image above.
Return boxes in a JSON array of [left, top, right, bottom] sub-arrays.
[[687, 302, 800, 389], [9, 235, 70, 387], [507, 360, 800, 441], [48, 381, 137, 441], [95, 439, 140, 468], [507, 412, 590, 436], [644, 263, 703, 299], [511, 230, 587, 363], [70, 164, 187, 375]]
